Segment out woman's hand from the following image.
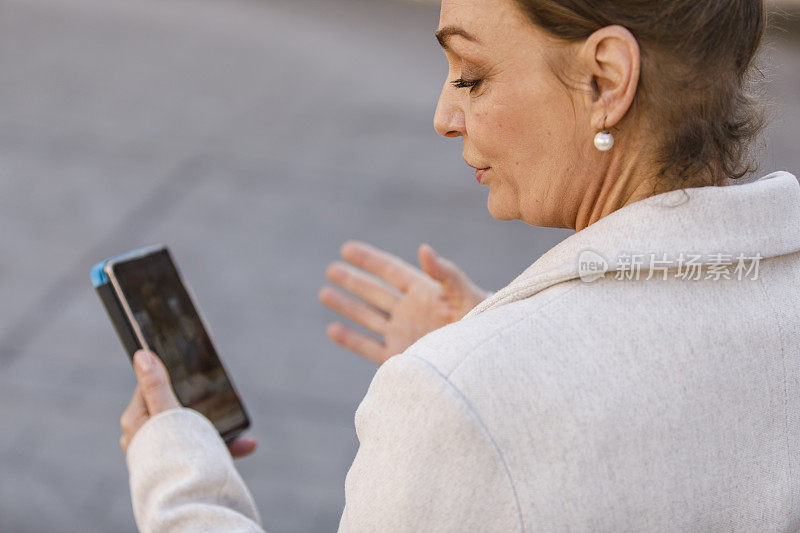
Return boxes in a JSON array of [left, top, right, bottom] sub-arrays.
[[319, 241, 488, 364], [119, 349, 257, 459]]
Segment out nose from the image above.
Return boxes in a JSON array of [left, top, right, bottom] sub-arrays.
[[433, 81, 466, 138]]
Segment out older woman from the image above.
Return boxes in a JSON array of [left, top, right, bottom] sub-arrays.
[[120, 0, 800, 530]]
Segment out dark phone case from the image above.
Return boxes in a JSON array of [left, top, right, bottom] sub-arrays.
[[95, 282, 142, 358], [94, 276, 248, 443]]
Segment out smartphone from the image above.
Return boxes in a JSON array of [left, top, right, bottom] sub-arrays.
[[91, 245, 250, 442]]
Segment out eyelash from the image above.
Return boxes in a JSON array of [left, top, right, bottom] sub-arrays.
[[451, 77, 483, 93]]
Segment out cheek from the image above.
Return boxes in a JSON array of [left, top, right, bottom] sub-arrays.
[[464, 95, 514, 160], [468, 80, 577, 172], [465, 78, 582, 223]]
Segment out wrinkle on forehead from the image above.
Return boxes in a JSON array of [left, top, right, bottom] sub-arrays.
[[439, 0, 548, 53]]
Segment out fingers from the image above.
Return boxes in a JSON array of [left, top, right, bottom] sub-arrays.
[[419, 244, 488, 310], [326, 322, 386, 364], [418, 243, 462, 290], [133, 350, 181, 415], [325, 261, 401, 313], [318, 286, 389, 336], [120, 386, 148, 453], [227, 436, 258, 459], [340, 240, 419, 293]]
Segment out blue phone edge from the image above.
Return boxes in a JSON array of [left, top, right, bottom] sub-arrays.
[[90, 244, 166, 287]]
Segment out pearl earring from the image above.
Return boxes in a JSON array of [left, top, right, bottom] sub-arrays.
[[593, 118, 614, 152]]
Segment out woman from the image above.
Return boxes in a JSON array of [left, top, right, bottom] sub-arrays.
[[119, 0, 800, 530]]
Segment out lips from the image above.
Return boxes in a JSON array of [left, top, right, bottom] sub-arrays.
[[465, 159, 491, 184], [475, 167, 490, 184]]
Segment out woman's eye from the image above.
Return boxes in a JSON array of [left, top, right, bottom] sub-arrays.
[[451, 77, 483, 93]]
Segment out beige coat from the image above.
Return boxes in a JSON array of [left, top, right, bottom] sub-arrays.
[[127, 171, 800, 531]]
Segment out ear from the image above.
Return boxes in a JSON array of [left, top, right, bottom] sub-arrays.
[[577, 25, 641, 132]]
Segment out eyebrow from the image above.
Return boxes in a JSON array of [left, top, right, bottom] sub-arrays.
[[435, 25, 480, 50]]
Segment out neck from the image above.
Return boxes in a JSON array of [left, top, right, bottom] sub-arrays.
[[572, 148, 660, 232]]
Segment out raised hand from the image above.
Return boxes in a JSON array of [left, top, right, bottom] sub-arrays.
[[318, 241, 488, 364]]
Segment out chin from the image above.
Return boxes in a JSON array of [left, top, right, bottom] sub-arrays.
[[486, 191, 518, 221]]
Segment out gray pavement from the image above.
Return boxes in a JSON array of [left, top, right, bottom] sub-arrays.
[[1, 0, 798, 531]]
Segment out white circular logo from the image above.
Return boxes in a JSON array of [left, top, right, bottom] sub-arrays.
[[578, 250, 608, 283]]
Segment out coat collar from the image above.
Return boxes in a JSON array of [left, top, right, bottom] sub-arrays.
[[465, 171, 800, 319]]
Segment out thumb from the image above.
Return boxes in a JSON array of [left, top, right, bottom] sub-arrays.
[[133, 349, 181, 415], [418, 243, 463, 289]]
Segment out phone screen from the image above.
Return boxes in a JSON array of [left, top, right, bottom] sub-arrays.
[[111, 249, 249, 439]]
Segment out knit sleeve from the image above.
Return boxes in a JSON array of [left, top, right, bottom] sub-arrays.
[[126, 408, 263, 533]]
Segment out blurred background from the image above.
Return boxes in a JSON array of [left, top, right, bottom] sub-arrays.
[[0, 0, 798, 531]]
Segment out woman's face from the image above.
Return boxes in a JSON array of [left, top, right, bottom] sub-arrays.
[[434, 0, 602, 229]]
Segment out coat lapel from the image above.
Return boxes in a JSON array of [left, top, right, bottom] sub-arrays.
[[465, 171, 800, 319]]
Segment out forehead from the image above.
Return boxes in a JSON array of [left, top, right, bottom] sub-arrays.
[[438, 0, 536, 45], [439, 0, 521, 27]]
